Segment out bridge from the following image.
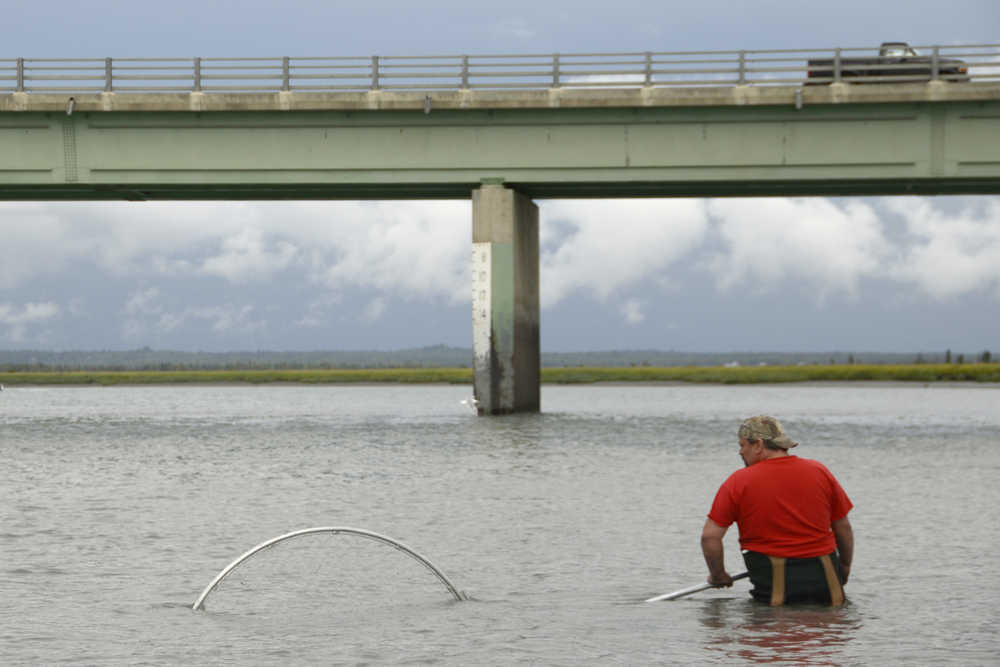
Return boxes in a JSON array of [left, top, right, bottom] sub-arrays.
[[3, 45, 1000, 413]]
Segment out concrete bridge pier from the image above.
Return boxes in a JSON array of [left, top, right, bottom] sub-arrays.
[[471, 184, 540, 415]]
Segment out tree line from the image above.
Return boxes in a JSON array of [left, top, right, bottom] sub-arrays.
[[0, 346, 994, 372]]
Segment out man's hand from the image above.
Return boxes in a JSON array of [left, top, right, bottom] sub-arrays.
[[707, 571, 734, 588]]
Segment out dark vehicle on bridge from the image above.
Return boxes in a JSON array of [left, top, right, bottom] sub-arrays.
[[807, 42, 969, 83]]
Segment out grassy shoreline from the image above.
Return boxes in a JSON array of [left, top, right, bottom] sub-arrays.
[[2, 363, 999, 386]]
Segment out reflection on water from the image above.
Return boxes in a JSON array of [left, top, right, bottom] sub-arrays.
[[699, 598, 861, 665]]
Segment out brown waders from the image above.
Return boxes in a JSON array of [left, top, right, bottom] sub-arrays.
[[743, 551, 845, 606]]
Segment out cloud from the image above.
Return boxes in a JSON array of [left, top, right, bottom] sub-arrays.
[[155, 305, 264, 334], [884, 198, 1000, 299], [540, 199, 708, 307], [703, 197, 1000, 304], [566, 73, 645, 89], [0, 200, 472, 299], [0, 205, 92, 288], [122, 288, 265, 340], [705, 198, 891, 297], [298, 201, 470, 302], [620, 298, 645, 325], [125, 287, 162, 315], [490, 18, 536, 41], [200, 228, 298, 283], [360, 297, 387, 323], [0, 301, 60, 342], [295, 294, 343, 328], [0, 202, 257, 287], [3, 195, 1000, 350], [198, 305, 263, 333], [0, 302, 60, 325]]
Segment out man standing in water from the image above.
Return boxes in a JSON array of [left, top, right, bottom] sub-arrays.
[[701, 416, 854, 605]]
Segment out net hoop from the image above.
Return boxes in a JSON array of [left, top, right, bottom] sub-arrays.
[[192, 525, 468, 611]]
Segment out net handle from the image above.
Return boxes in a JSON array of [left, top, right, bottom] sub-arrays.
[[192, 525, 468, 610]]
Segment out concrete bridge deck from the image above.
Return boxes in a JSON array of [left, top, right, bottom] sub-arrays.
[[6, 81, 1000, 113]]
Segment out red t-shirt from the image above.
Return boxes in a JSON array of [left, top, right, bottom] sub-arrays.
[[708, 456, 853, 558]]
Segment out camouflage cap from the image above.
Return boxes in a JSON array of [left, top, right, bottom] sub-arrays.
[[738, 415, 798, 449]]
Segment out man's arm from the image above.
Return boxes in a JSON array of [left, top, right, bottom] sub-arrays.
[[832, 516, 854, 585], [700, 518, 733, 587]]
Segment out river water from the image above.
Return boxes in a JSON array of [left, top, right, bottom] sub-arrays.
[[2, 383, 999, 665]]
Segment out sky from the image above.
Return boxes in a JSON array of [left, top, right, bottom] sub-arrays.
[[2, 1, 998, 353]]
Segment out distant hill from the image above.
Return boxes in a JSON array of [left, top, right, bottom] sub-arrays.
[[0, 346, 979, 370]]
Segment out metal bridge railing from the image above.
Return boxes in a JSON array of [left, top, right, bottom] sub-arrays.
[[2, 45, 999, 95]]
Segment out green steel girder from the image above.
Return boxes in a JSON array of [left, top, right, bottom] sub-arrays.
[[1, 99, 999, 200]]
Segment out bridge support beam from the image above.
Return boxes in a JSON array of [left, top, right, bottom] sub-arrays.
[[471, 184, 540, 415]]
